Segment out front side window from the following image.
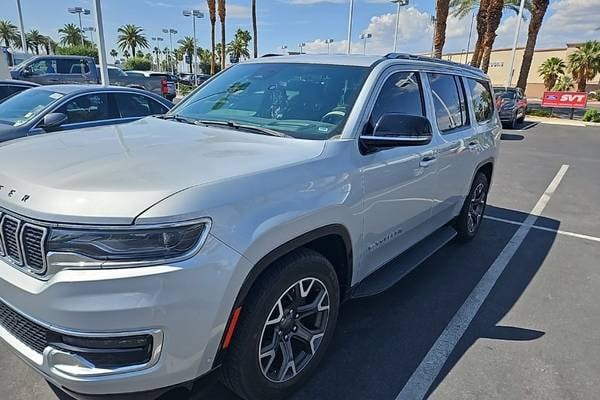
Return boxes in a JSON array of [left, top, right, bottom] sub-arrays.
[[28, 59, 57, 75], [428, 73, 468, 132], [170, 63, 369, 140], [367, 71, 424, 135], [0, 89, 63, 126], [114, 93, 168, 117], [467, 78, 494, 123], [56, 93, 112, 124]]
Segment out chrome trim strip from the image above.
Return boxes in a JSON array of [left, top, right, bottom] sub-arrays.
[[19, 223, 48, 274], [1, 214, 23, 266], [0, 212, 5, 257], [360, 135, 432, 142]]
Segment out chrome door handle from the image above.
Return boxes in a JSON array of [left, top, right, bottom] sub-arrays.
[[419, 156, 437, 168]]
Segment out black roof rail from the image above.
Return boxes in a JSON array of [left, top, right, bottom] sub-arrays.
[[383, 53, 485, 75], [261, 53, 284, 58]]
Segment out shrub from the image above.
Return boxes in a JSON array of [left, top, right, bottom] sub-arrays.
[[526, 109, 554, 118], [582, 109, 600, 123], [123, 56, 152, 71], [55, 45, 98, 62]]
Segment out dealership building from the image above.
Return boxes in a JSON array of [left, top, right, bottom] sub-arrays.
[[444, 43, 599, 98]]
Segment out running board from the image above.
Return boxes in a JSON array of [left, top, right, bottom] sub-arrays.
[[351, 226, 457, 299]]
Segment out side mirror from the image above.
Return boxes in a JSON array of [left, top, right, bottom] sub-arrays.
[[21, 67, 32, 78], [42, 113, 68, 131], [360, 113, 433, 150]]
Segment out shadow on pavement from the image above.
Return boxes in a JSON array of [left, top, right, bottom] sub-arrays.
[[49, 206, 559, 400], [500, 133, 524, 141]]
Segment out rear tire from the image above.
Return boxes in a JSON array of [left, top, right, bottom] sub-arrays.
[[454, 172, 489, 242], [517, 108, 525, 123], [221, 249, 340, 400]]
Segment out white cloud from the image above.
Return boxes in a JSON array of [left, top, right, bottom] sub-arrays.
[[535, 0, 600, 46]]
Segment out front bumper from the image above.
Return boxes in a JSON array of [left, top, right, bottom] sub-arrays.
[[0, 234, 251, 397], [498, 109, 517, 122]]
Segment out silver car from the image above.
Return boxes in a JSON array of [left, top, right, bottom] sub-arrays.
[[0, 54, 500, 400]]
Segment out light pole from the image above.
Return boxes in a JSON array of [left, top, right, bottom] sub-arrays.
[[92, 0, 109, 86], [183, 10, 204, 79], [346, 0, 354, 55], [391, 0, 409, 53], [360, 33, 372, 55], [68, 6, 91, 46], [162, 28, 177, 74], [16, 0, 27, 52], [83, 27, 96, 44], [298, 42, 306, 54], [325, 39, 334, 55], [152, 37, 164, 71], [430, 15, 437, 57], [465, 11, 475, 64], [506, 0, 525, 88]]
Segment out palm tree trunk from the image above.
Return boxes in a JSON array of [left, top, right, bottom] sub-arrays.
[[576, 74, 586, 92], [218, 0, 226, 70], [252, 0, 258, 58], [516, 0, 549, 91], [433, 0, 450, 59], [480, 0, 504, 73], [207, 0, 217, 75], [132, 45, 136, 58], [470, 0, 490, 68]]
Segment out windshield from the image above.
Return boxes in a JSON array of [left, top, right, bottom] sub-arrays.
[[170, 63, 369, 140], [497, 91, 517, 100], [0, 89, 64, 126]]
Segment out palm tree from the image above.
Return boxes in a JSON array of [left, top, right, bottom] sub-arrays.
[[554, 75, 574, 92], [58, 23, 83, 47], [178, 36, 195, 73], [110, 49, 118, 60], [117, 24, 149, 58], [433, 0, 450, 58], [538, 57, 566, 91], [479, 0, 505, 72], [207, 0, 217, 74], [452, 0, 530, 68], [26, 30, 45, 55], [123, 49, 130, 59], [227, 29, 252, 60], [0, 20, 19, 48], [252, 0, 258, 58], [218, 0, 226, 69], [567, 40, 600, 92], [40, 36, 57, 54], [516, 0, 549, 91]]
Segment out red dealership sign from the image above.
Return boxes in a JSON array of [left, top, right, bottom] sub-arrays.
[[541, 91, 588, 108]]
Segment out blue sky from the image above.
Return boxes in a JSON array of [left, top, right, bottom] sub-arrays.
[[3, 0, 599, 59]]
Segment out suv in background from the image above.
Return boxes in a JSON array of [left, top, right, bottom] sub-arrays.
[[0, 54, 500, 400], [494, 86, 527, 129]]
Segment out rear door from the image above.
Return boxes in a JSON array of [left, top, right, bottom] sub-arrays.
[[112, 92, 170, 121], [425, 72, 474, 225]]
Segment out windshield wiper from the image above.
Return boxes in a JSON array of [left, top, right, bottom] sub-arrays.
[[154, 114, 198, 125], [196, 119, 290, 138]]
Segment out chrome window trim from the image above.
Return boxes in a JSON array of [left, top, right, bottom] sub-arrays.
[[0, 212, 4, 257]]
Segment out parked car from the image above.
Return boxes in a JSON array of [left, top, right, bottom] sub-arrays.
[[9, 56, 175, 101], [123, 70, 177, 98], [493, 86, 527, 129], [0, 79, 38, 102], [179, 72, 211, 86], [0, 84, 172, 143], [0, 54, 500, 400]]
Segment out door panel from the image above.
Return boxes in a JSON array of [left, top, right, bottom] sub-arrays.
[[359, 70, 438, 278]]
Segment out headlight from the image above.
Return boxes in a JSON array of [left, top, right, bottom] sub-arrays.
[[47, 219, 211, 269]]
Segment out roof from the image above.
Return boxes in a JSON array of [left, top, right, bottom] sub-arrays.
[[0, 80, 38, 87], [24, 84, 151, 95]]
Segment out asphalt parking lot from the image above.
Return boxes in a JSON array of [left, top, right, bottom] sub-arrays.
[[1, 121, 599, 400]]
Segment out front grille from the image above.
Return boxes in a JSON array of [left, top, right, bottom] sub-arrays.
[[0, 211, 48, 275], [0, 298, 49, 354]]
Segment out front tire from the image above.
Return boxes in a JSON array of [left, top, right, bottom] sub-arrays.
[[221, 249, 340, 400], [454, 172, 489, 242]]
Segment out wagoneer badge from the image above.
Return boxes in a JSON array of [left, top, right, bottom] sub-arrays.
[[0, 185, 31, 203]]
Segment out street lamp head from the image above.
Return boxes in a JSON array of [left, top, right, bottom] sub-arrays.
[[325, 39, 334, 44], [182, 9, 192, 16], [391, 0, 409, 4], [170, 29, 178, 34], [183, 9, 204, 17], [360, 33, 372, 39], [281, 45, 288, 49]]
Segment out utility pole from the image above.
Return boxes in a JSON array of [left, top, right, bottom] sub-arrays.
[[346, 0, 354, 55], [391, 0, 409, 53], [506, 0, 526, 88], [16, 0, 27, 52], [92, 0, 109, 86]]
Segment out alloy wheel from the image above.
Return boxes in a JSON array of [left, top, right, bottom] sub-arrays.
[[258, 277, 330, 383], [467, 182, 486, 233]]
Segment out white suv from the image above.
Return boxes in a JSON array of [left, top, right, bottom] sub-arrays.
[[0, 54, 500, 400]]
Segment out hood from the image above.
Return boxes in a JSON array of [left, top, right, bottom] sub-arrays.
[[0, 118, 326, 224]]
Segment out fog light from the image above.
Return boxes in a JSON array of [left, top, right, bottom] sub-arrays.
[[48, 333, 153, 369]]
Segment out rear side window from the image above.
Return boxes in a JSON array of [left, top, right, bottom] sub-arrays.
[[56, 93, 112, 124], [427, 73, 468, 132], [56, 59, 90, 74], [467, 78, 494, 123], [113, 93, 168, 118], [0, 85, 27, 102], [368, 71, 424, 134]]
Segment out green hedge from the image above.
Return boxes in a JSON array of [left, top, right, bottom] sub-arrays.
[[123, 57, 152, 71], [582, 109, 600, 123], [55, 45, 98, 62]]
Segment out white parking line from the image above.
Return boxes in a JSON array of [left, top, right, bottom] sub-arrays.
[[395, 164, 570, 400], [484, 215, 600, 243]]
